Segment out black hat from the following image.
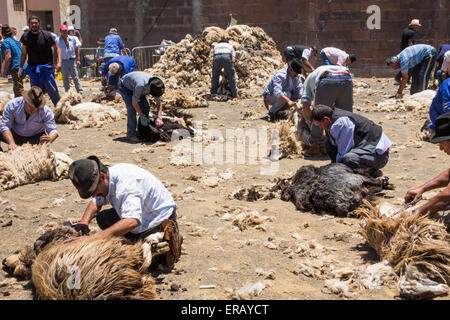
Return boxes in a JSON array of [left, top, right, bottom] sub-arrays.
[[68, 156, 105, 199], [149, 77, 165, 98], [288, 58, 303, 74], [430, 113, 450, 144]]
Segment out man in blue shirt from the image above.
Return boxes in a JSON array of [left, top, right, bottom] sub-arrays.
[[429, 78, 450, 132], [104, 28, 125, 63], [311, 105, 391, 176], [119, 71, 165, 142], [386, 44, 437, 97], [1, 24, 25, 97], [57, 24, 84, 94], [0, 86, 59, 152], [102, 55, 136, 93]]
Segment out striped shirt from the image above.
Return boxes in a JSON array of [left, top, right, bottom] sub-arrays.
[[93, 163, 177, 234], [397, 44, 436, 74], [0, 97, 58, 137]]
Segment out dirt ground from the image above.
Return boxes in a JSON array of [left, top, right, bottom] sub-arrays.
[[0, 76, 448, 300]]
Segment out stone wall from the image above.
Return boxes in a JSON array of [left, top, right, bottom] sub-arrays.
[[71, 0, 450, 77]]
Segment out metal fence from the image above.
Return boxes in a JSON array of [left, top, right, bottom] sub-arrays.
[[132, 45, 172, 71], [78, 47, 132, 79]]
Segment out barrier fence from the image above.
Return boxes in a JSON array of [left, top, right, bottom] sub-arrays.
[[132, 45, 172, 71], [78, 47, 133, 79]]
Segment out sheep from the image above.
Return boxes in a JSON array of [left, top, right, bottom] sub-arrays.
[[0, 144, 72, 191], [277, 163, 387, 216]]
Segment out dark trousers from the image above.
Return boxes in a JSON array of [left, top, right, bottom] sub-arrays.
[[119, 83, 151, 138], [0, 130, 45, 151], [10, 69, 25, 98], [96, 207, 175, 242], [325, 138, 389, 170], [410, 49, 438, 95], [211, 54, 237, 96]]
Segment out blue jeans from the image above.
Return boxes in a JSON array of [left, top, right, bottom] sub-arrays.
[[211, 54, 237, 96], [28, 65, 61, 106], [320, 52, 331, 65], [119, 83, 150, 138], [61, 59, 84, 93]]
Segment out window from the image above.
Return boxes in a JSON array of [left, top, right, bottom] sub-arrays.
[[13, 0, 24, 11]]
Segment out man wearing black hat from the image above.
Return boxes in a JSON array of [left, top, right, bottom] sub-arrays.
[[211, 38, 237, 98], [0, 86, 59, 151], [262, 58, 303, 122], [404, 113, 450, 217], [67, 156, 181, 268], [119, 71, 165, 142], [284, 45, 318, 76]]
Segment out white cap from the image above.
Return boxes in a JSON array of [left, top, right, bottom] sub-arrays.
[[444, 51, 450, 62], [409, 19, 421, 27], [68, 25, 75, 31], [23, 26, 29, 31], [109, 63, 120, 74]]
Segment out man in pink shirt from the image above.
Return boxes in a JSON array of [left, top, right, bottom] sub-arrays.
[[320, 47, 356, 67]]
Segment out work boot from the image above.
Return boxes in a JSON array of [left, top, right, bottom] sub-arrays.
[[267, 112, 276, 123]]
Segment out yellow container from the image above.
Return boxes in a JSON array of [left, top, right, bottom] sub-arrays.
[[57, 72, 62, 80]]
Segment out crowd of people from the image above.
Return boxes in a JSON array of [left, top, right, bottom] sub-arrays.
[[0, 16, 449, 271]]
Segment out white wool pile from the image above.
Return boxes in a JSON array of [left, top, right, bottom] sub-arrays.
[[147, 25, 283, 95], [200, 167, 234, 188], [375, 90, 436, 118], [228, 280, 272, 300], [0, 144, 72, 191], [54, 91, 121, 129], [220, 206, 274, 231]]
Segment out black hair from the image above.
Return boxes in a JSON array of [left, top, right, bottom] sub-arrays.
[[28, 16, 40, 23], [349, 54, 356, 63], [311, 46, 319, 54], [311, 105, 334, 122], [219, 38, 229, 43]]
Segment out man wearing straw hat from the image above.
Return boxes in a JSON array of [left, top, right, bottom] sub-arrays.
[[104, 28, 125, 64], [0, 86, 59, 152]]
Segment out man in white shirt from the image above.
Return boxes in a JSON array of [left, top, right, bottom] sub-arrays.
[[67, 156, 182, 268], [57, 24, 83, 94], [211, 38, 237, 98]]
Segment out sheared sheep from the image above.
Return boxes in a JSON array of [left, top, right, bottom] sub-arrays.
[[277, 163, 387, 216], [0, 144, 72, 191]]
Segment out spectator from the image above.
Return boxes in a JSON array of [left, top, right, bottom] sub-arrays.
[[104, 28, 124, 63], [1, 24, 26, 97]]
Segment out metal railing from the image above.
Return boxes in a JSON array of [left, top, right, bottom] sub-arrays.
[[132, 45, 172, 71], [78, 47, 132, 79]]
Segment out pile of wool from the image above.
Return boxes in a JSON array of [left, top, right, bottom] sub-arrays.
[[220, 206, 274, 232], [163, 89, 209, 109], [277, 163, 385, 216], [3, 226, 158, 299], [375, 90, 436, 118], [227, 280, 272, 300], [54, 91, 121, 129], [0, 144, 72, 191], [358, 201, 450, 299], [229, 184, 277, 202], [147, 25, 283, 96], [0, 91, 14, 116]]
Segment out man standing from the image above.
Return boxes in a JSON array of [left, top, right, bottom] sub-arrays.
[[102, 55, 136, 93], [0, 86, 59, 152], [119, 71, 165, 142], [395, 19, 421, 83], [404, 113, 450, 218], [284, 45, 318, 75], [210, 38, 237, 98], [20, 16, 61, 106], [386, 44, 437, 97], [66, 156, 182, 268], [320, 47, 356, 67], [1, 24, 25, 97], [301, 65, 353, 148], [57, 25, 84, 95], [104, 28, 125, 63], [311, 105, 391, 176], [262, 58, 303, 122]]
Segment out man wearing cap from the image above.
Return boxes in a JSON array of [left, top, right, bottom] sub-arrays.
[[57, 25, 84, 95], [210, 38, 237, 98], [284, 45, 318, 75], [311, 105, 391, 176], [320, 47, 356, 67], [102, 55, 136, 94], [104, 28, 125, 64], [1, 24, 26, 97], [20, 16, 62, 106], [119, 71, 165, 142], [262, 58, 303, 122], [395, 19, 421, 83], [387, 44, 438, 97], [68, 25, 83, 44], [0, 86, 59, 152], [67, 156, 181, 268], [404, 113, 450, 218], [301, 65, 354, 152]]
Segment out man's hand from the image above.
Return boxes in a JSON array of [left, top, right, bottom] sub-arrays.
[[73, 223, 90, 235], [405, 187, 423, 204], [39, 135, 52, 144], [55, 64, 62, 73], [64, 235, 89, 244], [139, 115, 149, 127], [8, 143, 18, 151], [76, 60, 81, 68], [155, 117, 163, 128]]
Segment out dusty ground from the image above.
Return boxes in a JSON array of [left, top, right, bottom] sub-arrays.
[[0, 76, 448, 300]]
